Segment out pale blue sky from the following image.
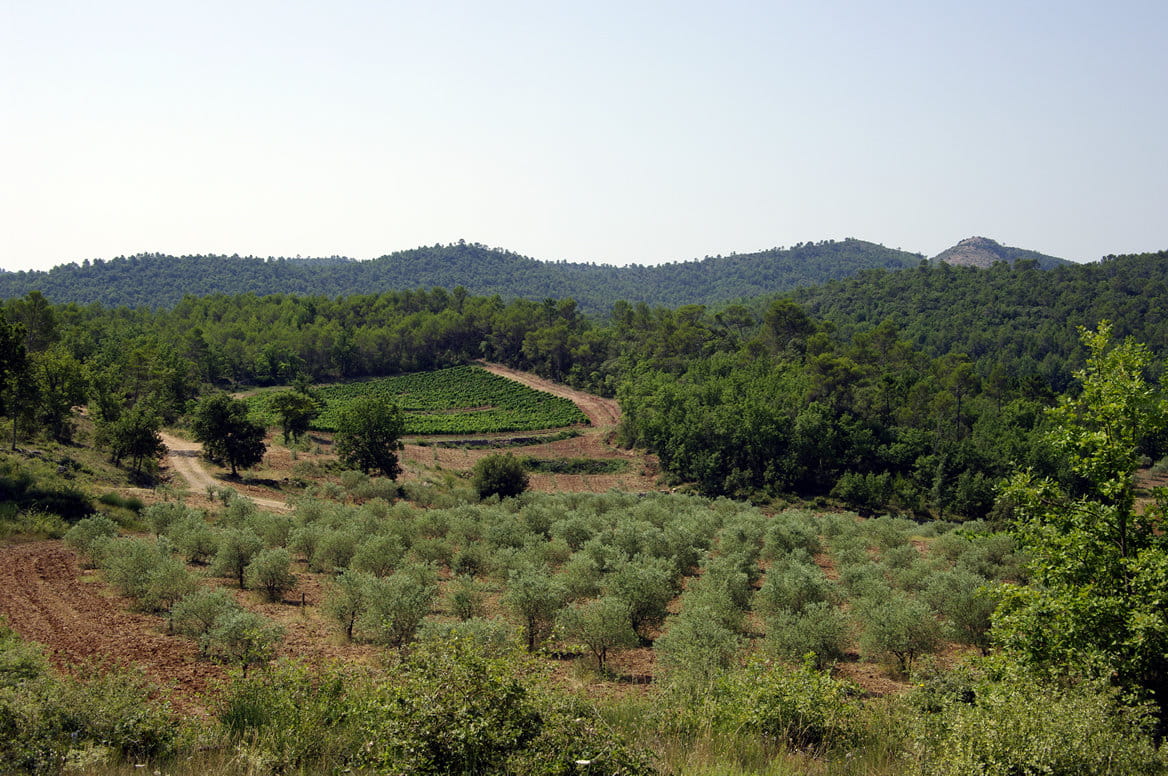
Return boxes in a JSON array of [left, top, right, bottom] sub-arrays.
[[3, 1, 1165, 271]]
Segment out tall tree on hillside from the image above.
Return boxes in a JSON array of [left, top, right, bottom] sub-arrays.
[[32, 344, 89, 442], [994, 322, 1168, 713], [0, 312, 31, 449], [99, 398, 166, 473], [334, 396, 404, 478], [6, 291, 57, 352], [191, 393, 267, 477], [270, 389, 321, 444]]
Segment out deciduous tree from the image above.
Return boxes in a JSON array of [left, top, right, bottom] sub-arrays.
[[191, 393, 267, 477], [995, 322, 1168, 712], [334, 396, 403, 479]]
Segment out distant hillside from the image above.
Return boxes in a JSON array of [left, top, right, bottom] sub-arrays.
[[787, 249, 1168, 392], [0, 239, 922, 312], [931, 236, 1070, 269]]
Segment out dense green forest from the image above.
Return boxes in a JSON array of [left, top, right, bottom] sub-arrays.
[[1, 249, 1166, 516], [788, 250, 1168, 393], [0, 239, 923, 313], [2, 249, 1166, 517]]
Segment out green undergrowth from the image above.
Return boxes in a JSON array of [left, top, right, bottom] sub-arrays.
[[520, 456, 630, 475]]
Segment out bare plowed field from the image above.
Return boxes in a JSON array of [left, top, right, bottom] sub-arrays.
[[0, 541, 226, 713]]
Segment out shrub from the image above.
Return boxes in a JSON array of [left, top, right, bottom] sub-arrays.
[[141, 502, 198, 536], [923, 567, 997, 653], [63, 515, 119, 567], [203, 609, 284, 673], [357, 639, 540, 774], [858, 593, 942, 674], [99, 537, 165, 600], [217, 660, 366, 772], [556, 596, 638, 672], [764, 601, 850, 669], [909, 669, 1165, 776], [288, 522, 326, 562], [0, 621, 49, 687], [472, 453, 529, 500], [168, 515, 219, 564], [245, 547, 298, 602], [357, 567, 437, 647], [681, 585, 746, 634], [416, 618, 514, 653], [246, 511, 294, 548], [696, 553, 755, 610], [446, 574, 485, 620], [210, 528, 264, 588], [762, 509, 822, 557], [605, 556, 677, 643], [720, 656, 859, 751], [0, 663, 175, 770], [171, 588, 242, 645], [323, 570, 375, 640], [351, 533, 406, 577], [756, 558, 837, 616], [139, 554, 198, 612], [310, 529, 358, 573], [655, 612, 741, 691], [503, 566, 567, 651], [450, 542, 491, 577]]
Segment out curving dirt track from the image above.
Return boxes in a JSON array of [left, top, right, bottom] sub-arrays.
[[0, 541, 225, 713], [160, 431, 289, 512], [477, 361, 621, 428]]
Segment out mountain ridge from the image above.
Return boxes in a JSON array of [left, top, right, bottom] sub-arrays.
[[0, 235, 1080, 312], [0, 239, 925, 312]]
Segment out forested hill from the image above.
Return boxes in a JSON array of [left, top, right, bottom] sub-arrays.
[[788, 249, 1168, 391], [0, 239, 922, 312]]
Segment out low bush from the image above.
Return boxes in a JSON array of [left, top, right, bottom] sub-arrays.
[[357, 566, 437, 647], [63, 514, 119, 566], [858, 593, 942, 674], [245, 547, 298, 602], [716, 656, 860, 752], [764, 601, 850, 669], [908, 667, 1166, 775], [755, 558, 837, 616], [473, 453, 530, 500]]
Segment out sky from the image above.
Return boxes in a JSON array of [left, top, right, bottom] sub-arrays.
[[3, 1, 1166, 272]]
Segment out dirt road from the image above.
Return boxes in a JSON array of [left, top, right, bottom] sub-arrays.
[[477, 361, 621, 428], [159, 432, 289, 512], [0, 541, 225, 713]]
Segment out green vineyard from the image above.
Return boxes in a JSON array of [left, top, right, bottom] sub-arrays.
[[249, 366, 588, 435]]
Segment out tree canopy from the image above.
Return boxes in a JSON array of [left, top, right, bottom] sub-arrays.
[[334, 396, 404, 479], [995, 322, 1168, 713], [190, 394, 267, 477]]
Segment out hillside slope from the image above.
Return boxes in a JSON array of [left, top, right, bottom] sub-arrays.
[[788, 249, 1168, 391], [931, 236, 1070, 268], [0, 239, 921, 312]]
